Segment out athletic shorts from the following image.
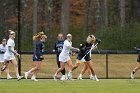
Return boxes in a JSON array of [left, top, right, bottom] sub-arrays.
[[77, 52, 91, 62], [4, 54, 16, 61], [0, 54, 4, 63], [59, 54, 70, 62], [137, 55, 140, 62], [33, 54, 43, 61]]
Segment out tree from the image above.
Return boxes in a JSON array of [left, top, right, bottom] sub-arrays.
[[33, 0, 38, 46], [104, 0, 108, 26], [119, 0, 125, 27], [21, 0, 28, 44], [61, 0, 70, 35]]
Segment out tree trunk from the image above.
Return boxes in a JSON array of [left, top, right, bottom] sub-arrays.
[[33, 0, 38, 46], [120, 0, 125, 27], [61, 0, 69, 35], [22, 0, 28, 44], [47, 0, 53, 40], [104, 0, 108, 26]]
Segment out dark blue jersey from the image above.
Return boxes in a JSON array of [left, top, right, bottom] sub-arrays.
[[33, 40, 45, 59], [77, 41, 93, 61], [79, 41, 93, 54], [54, 40, 64, 56]]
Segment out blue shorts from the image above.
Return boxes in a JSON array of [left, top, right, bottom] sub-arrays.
[[77, 52, 91, 61], [33, 54, 43, 61], [137, 55, 140, 62]]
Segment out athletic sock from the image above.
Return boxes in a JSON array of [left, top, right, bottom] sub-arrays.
[[16, 74, 20, 78], [68, 71, 72, 76], [79, 74, 82, 78], [31, 75, 36, 79]]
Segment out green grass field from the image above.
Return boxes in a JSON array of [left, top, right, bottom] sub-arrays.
[[0, 79, 140, 93]]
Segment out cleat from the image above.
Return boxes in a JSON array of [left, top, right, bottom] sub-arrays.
[[18, 76, 24, 81], [131, 72, 134, 79], [53, 75, 57, 81], [90, 76, 99, 81], [7, 76, 12, 80], [60, 75, 66, 81], [31, 78, 38, 81], [77, 76, 83, 80]]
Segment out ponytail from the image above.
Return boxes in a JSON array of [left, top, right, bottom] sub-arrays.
[[33, 32, 44, 41]]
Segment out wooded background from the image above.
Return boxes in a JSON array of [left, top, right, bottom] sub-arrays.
[[0, 0, 140, 51]]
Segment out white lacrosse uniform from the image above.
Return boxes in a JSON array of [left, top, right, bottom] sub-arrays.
[[4, 38, 16, 61], [0, 44, 7, 63], [59, 40, 72, 62]]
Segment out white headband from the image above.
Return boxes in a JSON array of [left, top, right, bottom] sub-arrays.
[[9, 30, 15, 35], [67, 34, 72, 37]]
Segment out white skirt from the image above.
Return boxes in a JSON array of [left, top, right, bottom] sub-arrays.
[[0, 54, 4, 63], [4, 54, 16, 61], [59, 53, 70, 62]]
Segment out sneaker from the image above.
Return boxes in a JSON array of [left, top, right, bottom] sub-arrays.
[[24, 72, 29, 79], [60, 75, 66, 81], [90, 76, 99, 81], [31, 78, 38, 81], [131, 72, 134, 79], [53, 75, 57, 81], [77, 76, 83, 80], [1, 65, 6, 71], [7, 76, 12, 80], [18, 76, 24, 81]]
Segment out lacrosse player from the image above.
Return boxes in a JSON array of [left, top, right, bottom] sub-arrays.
[[24, 32, 47, 81], [76, 34, 100, 81], [52, 33, 66, 80], [4, 30, 23, 80], [53, 34, 79, 80], [0, 39, 7, 75], [131, 45, 140, 79]]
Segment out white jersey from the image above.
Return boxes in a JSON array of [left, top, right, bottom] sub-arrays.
[[4, 38, 16, 61], [59, 40, 72, 62], [0, 44, 7, 62]]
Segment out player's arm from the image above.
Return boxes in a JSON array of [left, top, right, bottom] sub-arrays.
[[8, 46, 19, 56], [69, 46, 79, 52], [52, 42, 57, 52]]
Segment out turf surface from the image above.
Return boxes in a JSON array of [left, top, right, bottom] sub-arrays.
[[0, 79, 140, 93]]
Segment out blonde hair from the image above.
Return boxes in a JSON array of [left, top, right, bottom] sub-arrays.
[[86, 34, 96, 44], [41, 35, 47, 39], [33, 32, 44, 41]]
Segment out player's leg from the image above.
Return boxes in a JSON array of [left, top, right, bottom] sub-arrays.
[[25, 62, 39, 79], [31, 62, 42, 81], [57, 60, 66, 75], [67, 59, 74, 79], [131, 62, 140, 79], [72, 60, 81, 71], [5, 61, 12, 79], [78, 63, 88, 80], [53, 62, 65, 80], [86, 61, 99, 81], [11, 59, 23, 80]]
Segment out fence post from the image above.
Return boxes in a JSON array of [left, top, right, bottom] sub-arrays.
[[106, 53, 108, 79], [18, 0, 21, 75]]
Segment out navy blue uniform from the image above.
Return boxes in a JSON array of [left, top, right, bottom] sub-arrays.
[[54, 40, 65, 75], [77, 41, 93, 61], [136, 45, 140, 62], [33, 40, 45, 61], [54, 40, 64, 61]]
